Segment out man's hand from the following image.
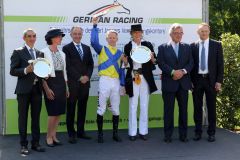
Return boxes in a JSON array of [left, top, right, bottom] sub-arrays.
[[26, 64, 33, 74], [215, 82, 222, 92], [172, 70, 184, 80], [121, 54, 128, 64], [80, 76, 89, 84], [120, 86, 126, 96], [150, 52, 156, 63]]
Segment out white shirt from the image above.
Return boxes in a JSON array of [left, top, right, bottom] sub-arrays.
[[198, 38, 209, 74]]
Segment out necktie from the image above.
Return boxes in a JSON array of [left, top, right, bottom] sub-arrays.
[[174, 43, 179, 57], [29, 48, 35, 59], [200, 41, 206, 71], [76, 44, 83, 60]]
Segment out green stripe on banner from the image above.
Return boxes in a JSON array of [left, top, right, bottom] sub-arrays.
[[5, 94, 194, 135], [150, 18, 202, 24], [4, 16, 67, 22]]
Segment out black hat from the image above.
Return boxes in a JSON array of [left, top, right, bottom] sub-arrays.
[[45, 28, 65, 41], [131, 24, 143, 32]]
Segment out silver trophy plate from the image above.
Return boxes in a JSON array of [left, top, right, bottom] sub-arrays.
[[130, 46, 151, 63]]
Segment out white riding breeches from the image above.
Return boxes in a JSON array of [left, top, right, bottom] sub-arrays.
[[129, 75, 150, 136], [97, 76, 120, 116]]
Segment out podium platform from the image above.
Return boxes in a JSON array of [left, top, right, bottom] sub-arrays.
[[0, 127, 239, 160]]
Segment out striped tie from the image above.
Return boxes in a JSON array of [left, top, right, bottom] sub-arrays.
[[76, 44, 83, 60]]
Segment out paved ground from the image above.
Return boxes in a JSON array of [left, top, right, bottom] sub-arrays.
[[0, 127, 240, 160]]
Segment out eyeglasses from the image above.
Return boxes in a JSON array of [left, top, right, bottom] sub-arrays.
[[173, 32, 184, 35], [26, 35, 36, 38]]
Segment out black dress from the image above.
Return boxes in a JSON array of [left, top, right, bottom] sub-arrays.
[[44, 51, 66, 116]]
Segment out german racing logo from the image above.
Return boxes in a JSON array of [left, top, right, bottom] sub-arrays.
[[87, 0, 130, 17]]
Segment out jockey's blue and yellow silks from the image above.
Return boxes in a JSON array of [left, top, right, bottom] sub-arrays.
[[91, 24, 125, 86]]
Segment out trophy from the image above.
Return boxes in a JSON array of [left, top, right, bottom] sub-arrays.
[[130, 46, 151, 63], [28, 58, 52, 78]]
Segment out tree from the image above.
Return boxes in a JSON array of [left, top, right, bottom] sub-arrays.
[[210, 0, 240, 40], [217, 33, 240, 130]]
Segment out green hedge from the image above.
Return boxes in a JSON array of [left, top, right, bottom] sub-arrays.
[[217, 33, 240, 130]]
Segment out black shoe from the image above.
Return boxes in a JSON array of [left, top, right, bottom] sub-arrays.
[[139, 134, 148, 141], [179, 136, 189, 142], [31, 144, 45, 152], [113, 134, 122, 142], [68, 137, 77, 144], [193, 134, 202, 141], [164, 137, 172, 143], [129, 136, 137, 141], [208, 135, 215, 142], [77, 133, 92, 140], [46, 140, 54, 147], [53, 140, 63, 146], [20, 146, 29, 156]]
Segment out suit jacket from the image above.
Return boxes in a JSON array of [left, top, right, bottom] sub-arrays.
[[10, 46, 44, 94], [157, 42, 193, 92], [124, 41, 158, 97], [62, 42, 94, 88], [190, 39, 224, 87]]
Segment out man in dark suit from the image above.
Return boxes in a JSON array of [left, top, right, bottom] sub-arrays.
[[157, 23, 193, 143], [191, 23, 224, 142], [10, 28, 45, 156], [63, 26, 94, 143]]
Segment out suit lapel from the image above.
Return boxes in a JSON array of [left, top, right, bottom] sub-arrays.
[[23, 46, 32, 60], [195, 42, 200, 70], [35, 49, 41, 58], [178, 43, 183, 61], [167, 42, 178, 60], [81, 44, 86, 61], [208, 39, 213, 68], [71, 42, 82, 60]]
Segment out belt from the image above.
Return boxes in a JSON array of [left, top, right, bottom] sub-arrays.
[[133, 68, 142, 75], [198, 74, 209, 78]]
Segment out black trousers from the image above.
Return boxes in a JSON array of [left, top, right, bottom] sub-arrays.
[[66, 83, 90, 137], [162, 86, 188, 138], [192, 75, 216, 136], [17, 83, 42, 147]]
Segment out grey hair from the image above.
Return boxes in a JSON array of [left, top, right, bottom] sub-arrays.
[[106, 30, 118, 38], [168, 23, 183, 35], [23, 28, 36, 37], [70, 26, 83, 33]]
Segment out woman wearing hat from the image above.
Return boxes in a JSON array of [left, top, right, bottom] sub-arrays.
[[41, 28, 69, 147], [124, 24, 157, 141]]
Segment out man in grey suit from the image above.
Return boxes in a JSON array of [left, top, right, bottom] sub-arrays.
[[157, 23, 193, 143], [10, 28, 45, 156]]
